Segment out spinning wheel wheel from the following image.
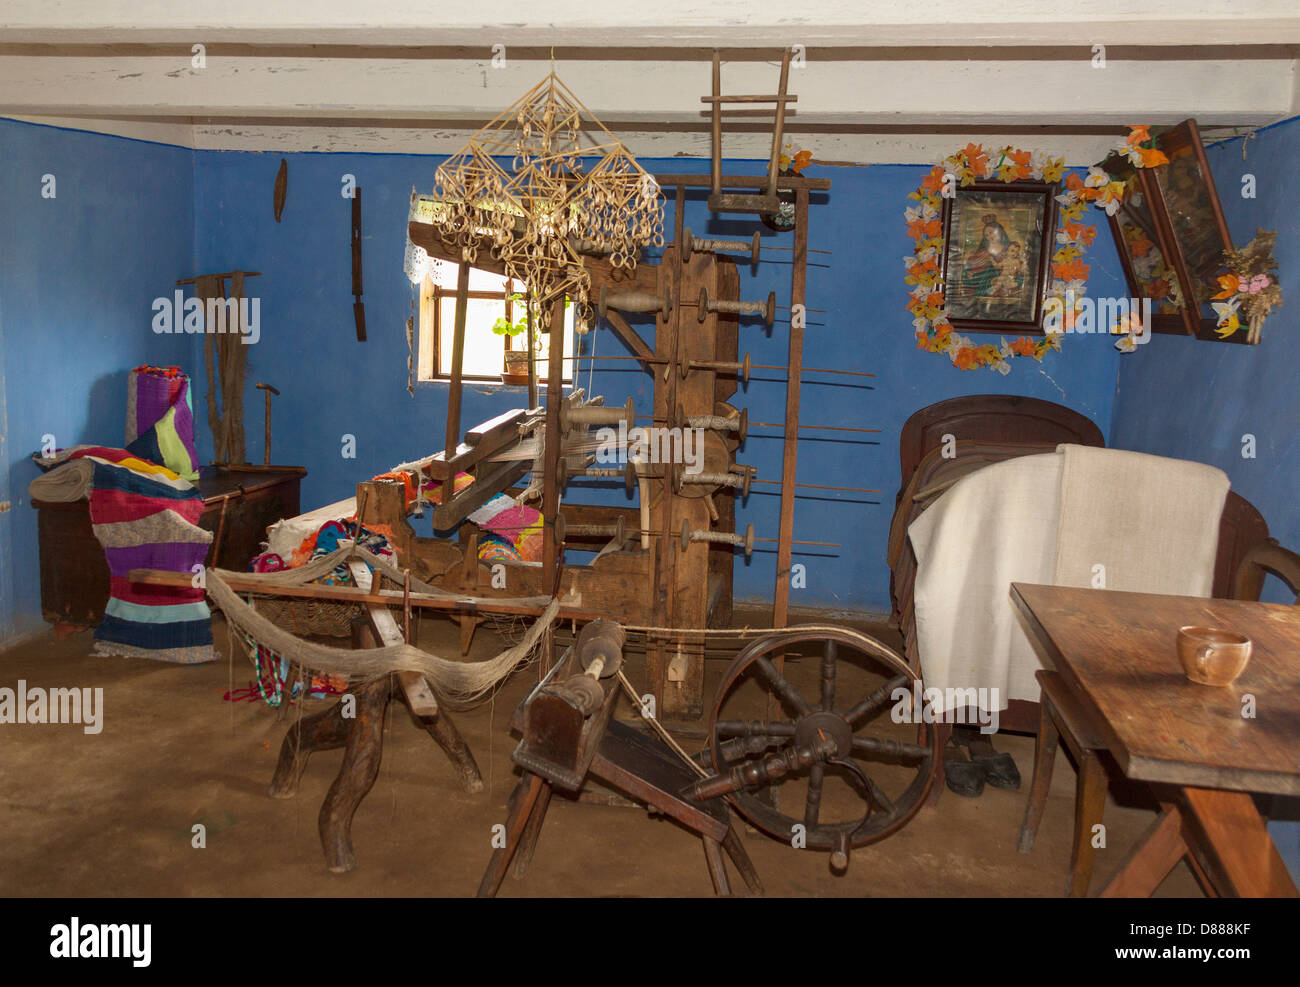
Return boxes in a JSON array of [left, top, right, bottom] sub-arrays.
[[703, 628, 939, 867]]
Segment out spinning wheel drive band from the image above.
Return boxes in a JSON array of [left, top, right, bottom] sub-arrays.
[[707, 628, 939, 854]]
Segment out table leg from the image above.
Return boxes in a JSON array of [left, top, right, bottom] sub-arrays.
[[1181, 786, 1298, 898], [1101, 789, 1299, 898], [1098, 805, 1187, 898]]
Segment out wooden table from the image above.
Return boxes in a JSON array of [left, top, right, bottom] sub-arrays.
[[1011, 582, 1299, 898]]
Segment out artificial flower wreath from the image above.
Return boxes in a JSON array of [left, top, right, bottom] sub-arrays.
[[907, 144, 1099, 372]]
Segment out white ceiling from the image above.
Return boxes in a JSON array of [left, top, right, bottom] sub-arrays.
[[3, 0, 1297, 163]]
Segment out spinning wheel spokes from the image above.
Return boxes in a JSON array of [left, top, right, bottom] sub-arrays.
[[705, 628, 939, 859], [844, 673, 910, 727]]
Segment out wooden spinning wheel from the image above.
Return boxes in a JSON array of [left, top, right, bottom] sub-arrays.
[[704, 628, 939, 866]]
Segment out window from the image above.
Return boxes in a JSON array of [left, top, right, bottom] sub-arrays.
[[416, 258, 575, 384]]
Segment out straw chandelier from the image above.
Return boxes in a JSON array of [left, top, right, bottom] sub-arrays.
[[431, 70, 665, 332]]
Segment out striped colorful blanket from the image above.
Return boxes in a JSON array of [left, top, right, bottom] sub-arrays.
[[32, 446, 215, 664]]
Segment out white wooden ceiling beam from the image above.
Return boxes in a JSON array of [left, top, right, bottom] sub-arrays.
[[0, 54, 1290, 126], [3, 0, 1300, 47]]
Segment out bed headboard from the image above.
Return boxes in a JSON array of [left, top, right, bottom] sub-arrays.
[[899, 394, 1105, 483]]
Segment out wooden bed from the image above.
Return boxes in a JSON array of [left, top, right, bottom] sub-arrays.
[[888, 394, 1271, 803]]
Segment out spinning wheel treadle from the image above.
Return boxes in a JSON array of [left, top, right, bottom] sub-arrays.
[[705, 628, 939, 864]]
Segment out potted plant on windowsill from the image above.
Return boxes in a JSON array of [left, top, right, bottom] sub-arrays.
[[493, 294, 536, 385]]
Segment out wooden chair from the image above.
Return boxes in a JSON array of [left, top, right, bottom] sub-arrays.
[[1017, 535, 1300, 896]]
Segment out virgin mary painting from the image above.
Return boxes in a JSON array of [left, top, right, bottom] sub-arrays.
[[962, 214, 1013, 296], [942, 183, 1054, 331]]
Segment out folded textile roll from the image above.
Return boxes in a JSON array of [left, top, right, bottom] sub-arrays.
[[32, 446, 215, 664]]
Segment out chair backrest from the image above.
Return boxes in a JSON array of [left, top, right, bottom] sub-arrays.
[[898, 394, 1105, 483], [1213, 491, 1270, 599], [1232, 538, 1300, 603]]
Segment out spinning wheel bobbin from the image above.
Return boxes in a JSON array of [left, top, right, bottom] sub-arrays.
[[560, 395, 635, 432], [598, 284, 673, 322], [679, 226, 762, 265], [697, 287, 776, 327], [679, 352, 751, 384], [678, 520, 756, 558], [555, 618, 626, 715]]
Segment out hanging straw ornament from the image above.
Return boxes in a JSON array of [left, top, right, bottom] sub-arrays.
[[431, 70, 664, 333]]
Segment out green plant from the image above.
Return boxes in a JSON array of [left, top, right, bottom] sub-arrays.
[[491, 293, 531, 342]]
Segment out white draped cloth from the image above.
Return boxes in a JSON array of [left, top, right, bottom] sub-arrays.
[[908, 444, 1229, 711]]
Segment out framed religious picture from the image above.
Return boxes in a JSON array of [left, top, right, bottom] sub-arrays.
[[1098, 152, 1197, 336], [939, 180, 1058, 334], [1143, 119, 1244, 343]]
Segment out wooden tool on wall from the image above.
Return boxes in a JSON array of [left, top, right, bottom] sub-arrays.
[[176, 269, 262, 467], [273, 158, 287, 223], [351, 187, 366, 342]]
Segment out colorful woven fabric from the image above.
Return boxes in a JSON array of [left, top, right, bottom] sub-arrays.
[[469, 493, 544, 562], [126, 366, 200, 481], [42, 446, 215, 664], [477, 533, 522, 563]]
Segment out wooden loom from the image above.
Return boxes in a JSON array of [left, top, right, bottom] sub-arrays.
[[390, 169, 829, 719]]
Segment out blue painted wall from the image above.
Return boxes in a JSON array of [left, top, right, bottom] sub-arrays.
[[0, 124, 1130, 641], [1110, 118, 1300, 599], [193, 152, 1126, 616], [0, 119, 195, 642]]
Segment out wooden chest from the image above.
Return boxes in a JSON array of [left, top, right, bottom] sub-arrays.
[[33, 466, 305, 630]]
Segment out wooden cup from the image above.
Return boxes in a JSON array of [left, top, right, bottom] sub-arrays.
[[1176, 626, 1252, 687]]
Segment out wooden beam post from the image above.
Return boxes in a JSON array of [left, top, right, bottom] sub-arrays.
[[444, 260, 471, 456], [772, 188, 809, 631], [541, 297, 566, 596]]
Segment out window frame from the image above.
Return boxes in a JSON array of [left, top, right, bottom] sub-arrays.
[[417, 267, 574, 386]]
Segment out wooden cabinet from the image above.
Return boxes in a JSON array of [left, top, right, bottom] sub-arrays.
[[34, 467, 304, 630]]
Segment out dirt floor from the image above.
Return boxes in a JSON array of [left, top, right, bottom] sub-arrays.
[[0, 607, 1204, 898]]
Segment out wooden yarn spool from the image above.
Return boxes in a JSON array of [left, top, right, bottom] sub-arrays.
[[599, 284, 673, 321], [678, 521, 756, 559], [560, 395, 635, 432], [554, 512, 627, 545], [697, 287, 776, 327], [558, 460, 637, 492], [680, 226, 761, 265], [673, 465, 752, 501], [676, 403, 748, 445], [678, 352, 751, 385]]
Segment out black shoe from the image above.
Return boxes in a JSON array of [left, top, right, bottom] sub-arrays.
[[943, 737, 987, 797], [955, 726, 1021, 791]]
